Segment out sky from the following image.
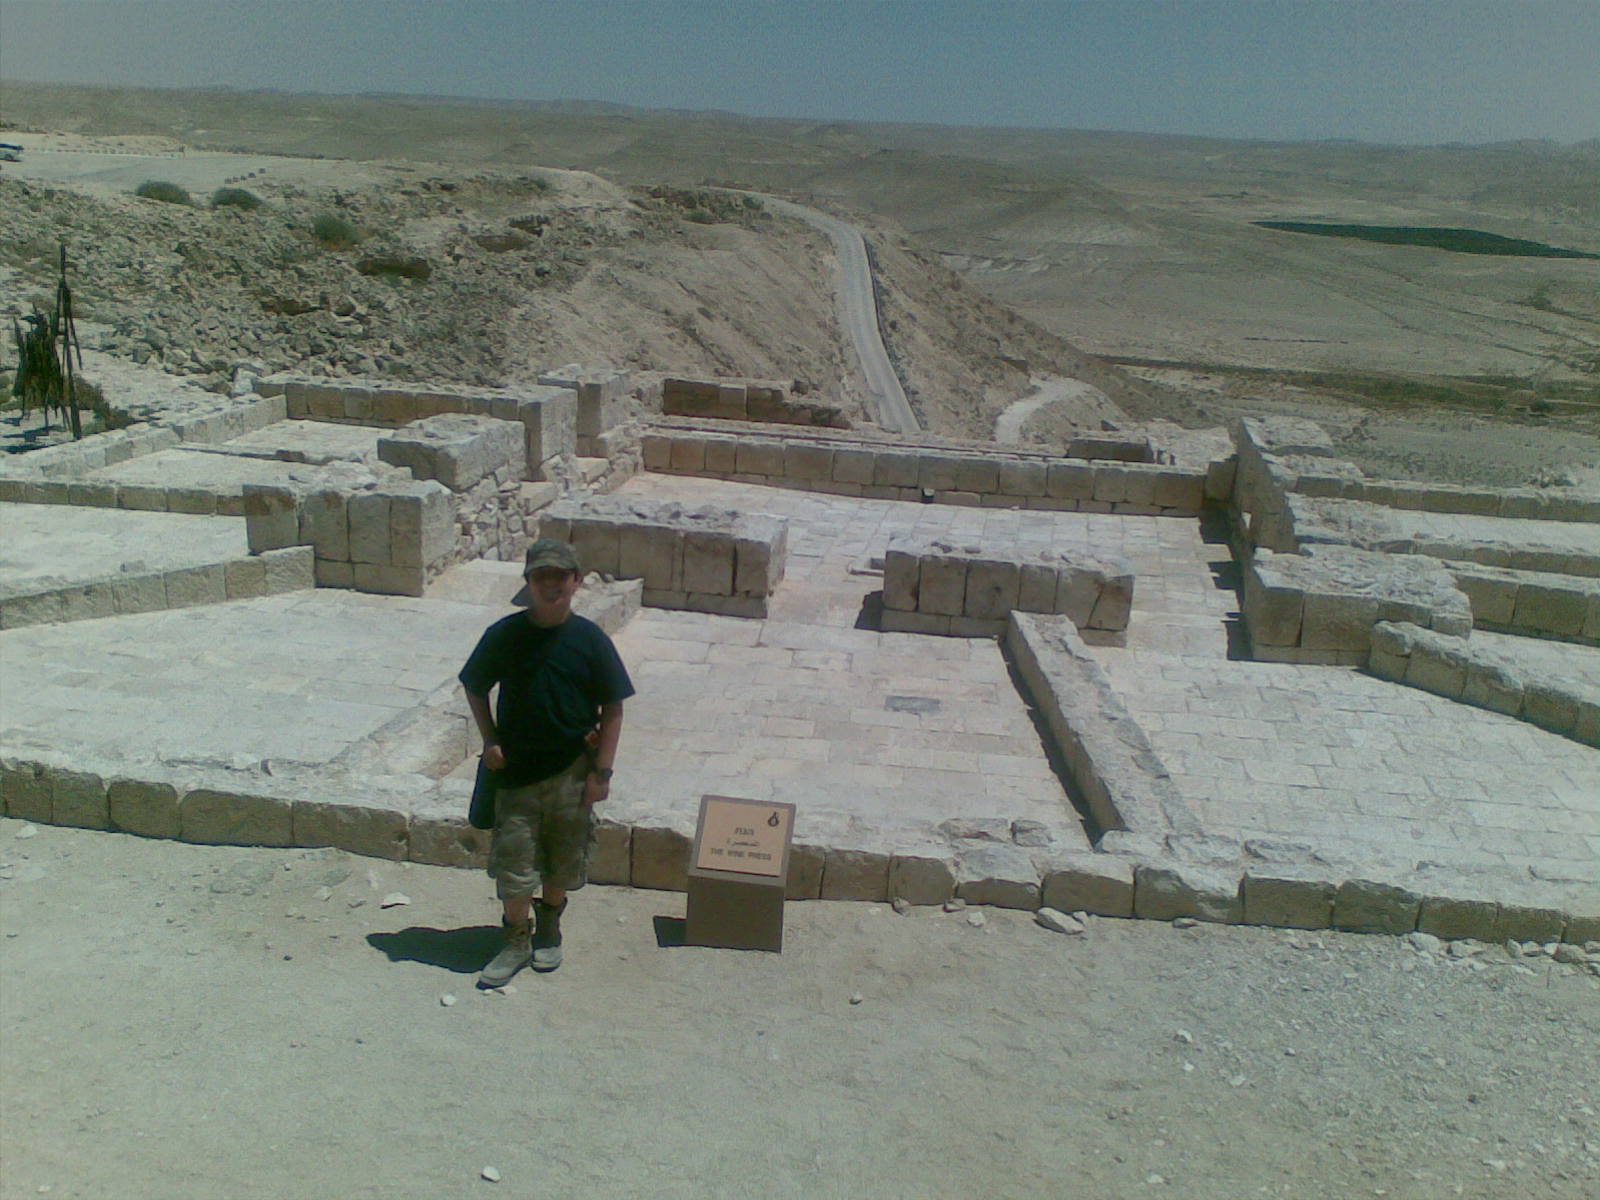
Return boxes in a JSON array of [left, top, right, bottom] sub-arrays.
[[1, 0, 1597, 146]]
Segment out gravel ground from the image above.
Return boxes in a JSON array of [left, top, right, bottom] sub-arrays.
[[2, 818, 1596, 1200]]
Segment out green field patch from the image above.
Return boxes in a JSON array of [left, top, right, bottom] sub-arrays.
[[1253, 222, 1597, 260]]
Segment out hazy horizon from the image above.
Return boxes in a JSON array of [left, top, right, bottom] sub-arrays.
[[2, 1, 1597, 147]]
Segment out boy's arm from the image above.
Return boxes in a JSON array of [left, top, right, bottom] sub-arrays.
[[466, 690, 506, 770], [584, 701, 624, 804]]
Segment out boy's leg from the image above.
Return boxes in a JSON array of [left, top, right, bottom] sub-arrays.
[[531, 758, 593, 971], [479, 784, 543, 987]]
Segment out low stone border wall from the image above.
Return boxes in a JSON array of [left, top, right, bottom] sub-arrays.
[[1003, 612, 1199, 838], [0, 473, 247, 516], [537, 495, 787, 617], [661, 377, 850, 429], [260, 373, 580, 473], [1448, 563, 1600, 645], [0, 547, 313, 630], [641, 427, 1209, 514], [882, 534, 1132, 637], [0, 394, 288, 484], [1243, 545, 1472, 666], [4, 754, 1593, 942], [376, 414, 526, 491], [536, 364, 632, 456], [1368, 621, 1600, 747]]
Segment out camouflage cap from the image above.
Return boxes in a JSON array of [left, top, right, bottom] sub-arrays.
[[523, 537, 581, 575]]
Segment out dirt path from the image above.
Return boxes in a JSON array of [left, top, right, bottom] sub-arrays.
[[3, 819, 1595, 1199], [993, 375, 1121, 443]]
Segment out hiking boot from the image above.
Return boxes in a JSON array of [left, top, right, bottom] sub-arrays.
[[478, 917, 532, 988], [532, 898, 566, 972]]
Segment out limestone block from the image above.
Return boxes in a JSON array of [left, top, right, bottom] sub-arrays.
[[1512, 582, 1587, 638], [881, 610, 951, 635], [408, 798, 490, 868], [164, 564, 227, 610], [261, 546, 315, 594], [65, 482, 116, 507], [1562, 910, 1600, 945], [735, 518, 786, 595], [388, 482, 455, 569], [1242, 557, 1304, 647], [669, 437, 706, 474], [59, 583, 117, 623], [352, 563, 426, 597], [108, 778, 181, 839], [832, 447, 876, 485], [1332, 878, 1421, 934], [1461, 662, 1524, 716], [118, 484, 169, 512], [1017, 562, 1058, 613], [953, 456, 1000, 494], [293, 798, 409, 860], [347, 491, 392, 565], [300, 489, 350, 562], [820, 849, 890, 901], [1497, 489, 1549, 520], [919, 550, 969, 617], [1242, 870, 1336, 929], [964, 557, 1020, 620], [1133, 863, 1243, 923], [631, 824, 691, 891], [569, 518, 622, 578], [1522, 684, 1577, 737], [1046, 462, 1094, 502], [949, 615, 1006, 637], [1453, 571, 1518, 626], [590, 819, 632, 885], [224, 557, 267, 600], [242, 484, 301, 553], [1574, 700, 1600, 748], [998, 458, 1048, 497], [1, 762, 52, 822], [166, 488, 218, 516], [1416, 893, 1500, 942], [1086, 573, 1133, 632], [618, 524, 683, 591], [735, 440, 785, 477], [882, 546, 920, 611], [785, 843, 825, 900], [1301, 591, 1380, 652], [783, 442, 834, 482], [682, 527, 735, 595], [955, 845, 1041, 909], [340, 385, 376, 422], [702, 437, 738, 475], [1150, 470, 1206, 512], [111, 574, 167, 615], [0, 592, 61, 630], [1405, 649, 1467, 699], [641, 433, 672, 472], [1493, 901, 1567, 944], [371, 388, 419, 427], [180, 788, 293, 847], [1204, 456, 1237, 502], [915, 453, 961, 493], [1055, 567, 1101, 627], [873, 450, 921, 488], [888, 854, 957, 905], [1039, 853, 1135, 917]]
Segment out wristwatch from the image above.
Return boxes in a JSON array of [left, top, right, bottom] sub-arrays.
[[589, 767, 614, 782]]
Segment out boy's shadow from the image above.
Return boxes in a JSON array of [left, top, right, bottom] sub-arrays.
[[367, 925, 503, 974]]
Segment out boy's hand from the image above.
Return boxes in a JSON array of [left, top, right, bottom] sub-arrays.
[[482, 742, 507, 771], [582, 773, 610, 806]]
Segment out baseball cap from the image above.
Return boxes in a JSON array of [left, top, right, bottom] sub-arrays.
[[523, 538, 581, 575]]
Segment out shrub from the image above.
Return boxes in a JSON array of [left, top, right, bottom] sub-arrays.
[[134, 180, 191, 206], [210, 187, 261, 211], [312, 213, 361, 249]]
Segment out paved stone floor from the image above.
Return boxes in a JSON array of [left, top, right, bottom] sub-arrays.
[[0, 502, 249, 596], [0, 590, 491, 767]]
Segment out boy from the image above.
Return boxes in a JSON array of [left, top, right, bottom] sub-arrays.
[[459, 538, 634, 986]]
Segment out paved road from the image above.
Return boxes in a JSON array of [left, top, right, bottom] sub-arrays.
[[753, 196, 921, 435]]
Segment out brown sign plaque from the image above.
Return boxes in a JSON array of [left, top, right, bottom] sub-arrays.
[[685, 795, 796, 953]]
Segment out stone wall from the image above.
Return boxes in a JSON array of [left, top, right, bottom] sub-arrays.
[[0, 546, 312, 630], [641, 427, 1209, 514], [1242, 544, 1473, 665], [536, 364, 632, 456], [661, 377, 850, 429], [1448, 563, 1600, 645], [1368, 622, 1599, 747], [536, 495, 787, 617], [882, 534, 1133, 638]]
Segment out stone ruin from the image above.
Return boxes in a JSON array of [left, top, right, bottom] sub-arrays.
[[1, 363, 1595, 952]]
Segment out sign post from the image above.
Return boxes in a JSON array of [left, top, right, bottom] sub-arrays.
[[685, 795, 796, 952]]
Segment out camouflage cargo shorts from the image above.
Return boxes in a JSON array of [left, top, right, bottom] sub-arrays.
[[487, 755, 595, 899]]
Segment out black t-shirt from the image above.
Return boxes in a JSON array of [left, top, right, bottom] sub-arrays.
[[459, 613, 635, 787]]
